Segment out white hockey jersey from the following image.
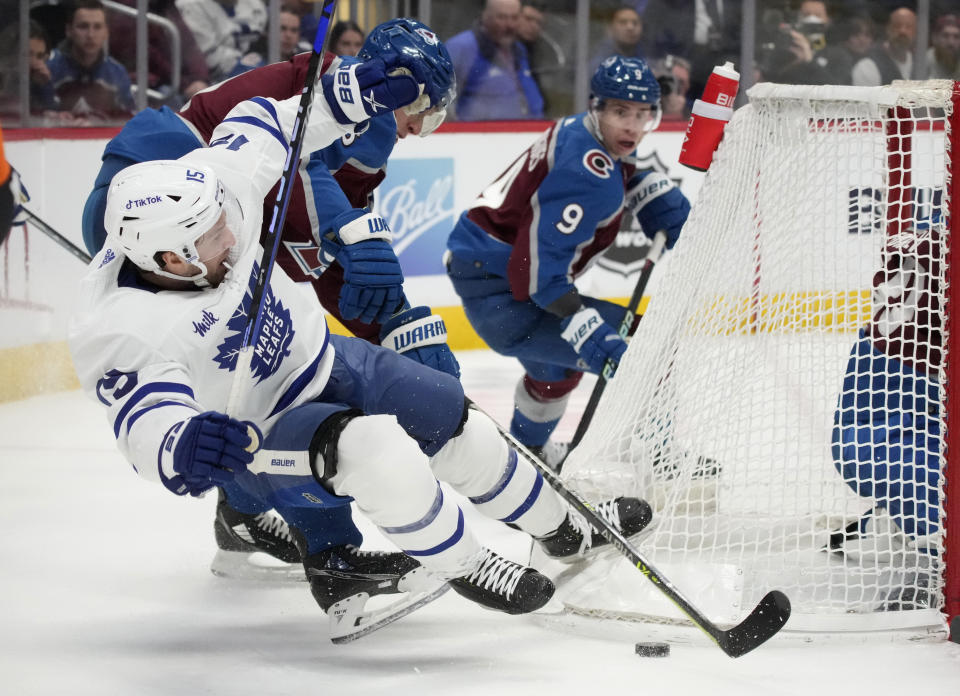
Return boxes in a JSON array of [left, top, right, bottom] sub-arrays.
[[69, 93, 355, 490]]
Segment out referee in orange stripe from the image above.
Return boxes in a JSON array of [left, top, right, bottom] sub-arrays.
[[0, 124, 29, 246]]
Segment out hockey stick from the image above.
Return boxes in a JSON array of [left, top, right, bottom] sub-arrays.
[[479, 407, 792, 658], [21, 208, 92, 264], [560, 230, 667, 471], [226, 0, 337, 416]]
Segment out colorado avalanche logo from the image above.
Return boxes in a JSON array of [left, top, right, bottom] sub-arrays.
[[284, 240, 330, 279], [214, 262, 295, 382], [582, 149, 614, 179], [415, 27, 439, 45]]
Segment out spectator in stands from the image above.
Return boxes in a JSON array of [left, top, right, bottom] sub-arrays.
[[229, 6, 309, 77], [796, 1, 830, 54], [517, 1, 569, 116], [642, 0, 741, 101], [47, 0, 135, 120], [108, 0, 209, 105], [651, 54, 691, 120], [283, 0, 318, 46], [816, 13, 875, 85], [330, 20, 365, 56], [175, 0, 267, 83], [852, 6, 916, 86], [758, 3, 832, 86], [590, 4, 645, 74], [925, 14, 960, 80], [29, 21, 59, 114], [446, 0, 544, 121]]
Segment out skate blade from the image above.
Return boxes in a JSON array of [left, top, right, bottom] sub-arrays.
[[329, 569, 450, 644], [210, 549, 305, 582]]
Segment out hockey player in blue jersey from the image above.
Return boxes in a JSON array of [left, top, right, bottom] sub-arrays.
[[446, 55, 691, 464], [79, 19, 465, 587], [69, 51, 653, 640]]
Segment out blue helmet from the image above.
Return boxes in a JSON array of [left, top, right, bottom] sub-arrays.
[[590, 55, 661, 105], [358, 18, 456, 112]]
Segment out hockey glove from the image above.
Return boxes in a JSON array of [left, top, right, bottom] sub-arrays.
[[321, 57, 425, 125], [8, 167, 29, 227], [560, 307, 627, 376], [380, 305, 461, 378], [165, 411, 261, 497], [321, 209, 404, 324], [625, 172, 690, 250]]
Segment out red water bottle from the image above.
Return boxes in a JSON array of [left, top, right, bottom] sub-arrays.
[[679, 62, 740, 172]]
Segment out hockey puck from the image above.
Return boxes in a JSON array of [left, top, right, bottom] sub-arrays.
[[635, 642, 670, 657]]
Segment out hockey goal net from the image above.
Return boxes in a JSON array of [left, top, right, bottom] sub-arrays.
[[553, 81, 959, 641]]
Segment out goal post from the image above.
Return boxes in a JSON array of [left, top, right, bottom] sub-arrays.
[[553, 81, 959, 641]]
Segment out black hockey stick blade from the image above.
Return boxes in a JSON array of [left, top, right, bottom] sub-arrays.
[[715, 590, 791, 657]]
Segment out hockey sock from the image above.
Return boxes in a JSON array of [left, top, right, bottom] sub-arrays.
[[430, 409, 566, 537]]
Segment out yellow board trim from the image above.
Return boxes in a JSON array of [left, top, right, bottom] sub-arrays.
[[0, 341, 80, 403], [323, 298, 646, 351], [0, 291, 864, 402]]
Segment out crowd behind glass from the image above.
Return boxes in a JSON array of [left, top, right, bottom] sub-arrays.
[[3, 0, 959, 128]]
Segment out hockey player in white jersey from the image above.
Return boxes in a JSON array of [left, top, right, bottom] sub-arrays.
[[69, 54, 653, 639]]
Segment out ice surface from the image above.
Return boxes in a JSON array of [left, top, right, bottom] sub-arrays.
[[1, 350, 957, 695]]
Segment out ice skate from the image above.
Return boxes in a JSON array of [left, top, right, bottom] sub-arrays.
[[210, 489, 304, 581], [448, 547, 555, 615], [528, 440, 569, 471], [536, 497, 653, 560], [651, 446, 721, 480], [826, 506, 942, 565], [304, 545, 450, 644], [881, 571, 933, 611]]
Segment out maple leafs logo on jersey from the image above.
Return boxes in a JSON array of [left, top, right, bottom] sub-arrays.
[[213, 261, 295, 382]]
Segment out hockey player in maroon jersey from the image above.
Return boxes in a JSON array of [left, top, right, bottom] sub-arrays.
[[831, 215, 943, 590], [446, 55, 691, 466], [79, 20, 461, 600]]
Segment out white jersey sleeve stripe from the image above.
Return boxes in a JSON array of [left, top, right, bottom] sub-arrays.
[[126, 399, 200, 435], [113, 381, 195, 437], [220, 96, 288, 150]]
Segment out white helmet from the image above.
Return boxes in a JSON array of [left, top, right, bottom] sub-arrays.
[[104, 160, 242, 286]]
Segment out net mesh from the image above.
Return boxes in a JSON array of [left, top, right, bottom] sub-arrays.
[[557, 81, 955, 635]]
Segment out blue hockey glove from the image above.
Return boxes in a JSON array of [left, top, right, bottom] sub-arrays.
[[380, 305, 461, 378], [9, 167, 29, 227], [321, 57, 424, 125], [321, 209, 404, 324], [560, 307, 627, 376], [164, 411, 261, 497], [625, 172, 690, 250]]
